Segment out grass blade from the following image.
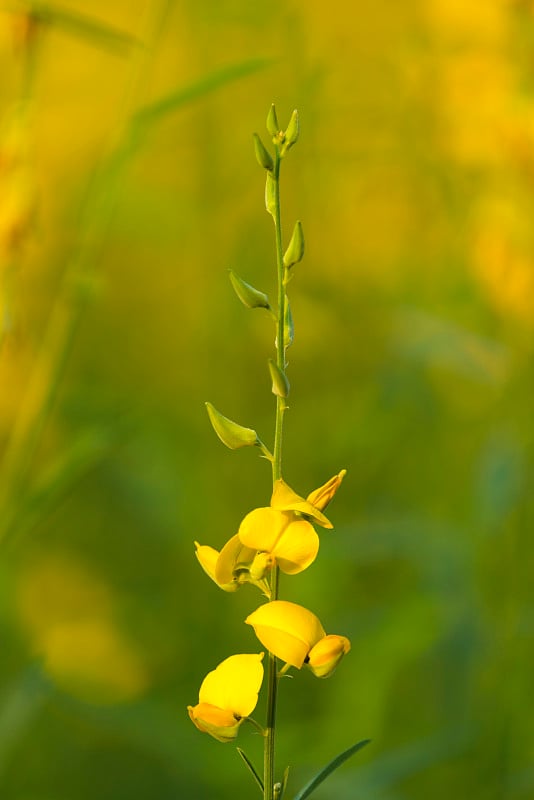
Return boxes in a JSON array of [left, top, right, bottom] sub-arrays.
[[293, 739, 371, 800], [236, 747, 264, 794], [135, 58, 272, 127]]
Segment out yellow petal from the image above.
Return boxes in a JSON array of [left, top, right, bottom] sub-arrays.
[[245, 601, 325, 668], [270, 479, 333, 529], [307, 634, 351, 678], [195, 542, 238, 592], [238, 507, 292, 551], [198, 653, 264, 718], [306, 470, 347, 512], [272, 519, 319, 574], [187, 702, 242, 742], [215, 534, 256, 586]]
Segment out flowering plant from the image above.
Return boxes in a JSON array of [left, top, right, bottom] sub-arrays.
[[189, 106, 370, 800]]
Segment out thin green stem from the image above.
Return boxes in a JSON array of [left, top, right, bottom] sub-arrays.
[[265, 147, 287, 800]]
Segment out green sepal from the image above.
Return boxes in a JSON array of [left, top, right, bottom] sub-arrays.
[[229, 270, 270, 310], [265, 172, 277, 218], [266, 103, 279, 138], [283, 220, 304, 268], [268, 359, 289, 398], [292, 739, 371, 800], [236, 747, 264, 794], [253, 133, 273, 171], [205, 402, 258, 449], [280, 109, 299, 155]]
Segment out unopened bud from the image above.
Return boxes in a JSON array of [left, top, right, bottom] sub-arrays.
[[266, 104, 279, 138], [253, 133, 273, 171], [229, 270, 270, 310], [283, 220, 304, 268], [265, 172, 276, 218], [268, 359, 289, 398], [205, 402, 258, 449], [280, 109, 299, 156]]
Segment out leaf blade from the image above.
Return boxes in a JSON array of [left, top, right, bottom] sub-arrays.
[[292, 739, 371, 800], [236, 747, 264, 794]]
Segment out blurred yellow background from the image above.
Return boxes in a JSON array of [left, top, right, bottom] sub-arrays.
[[1, 1, 533, 798]]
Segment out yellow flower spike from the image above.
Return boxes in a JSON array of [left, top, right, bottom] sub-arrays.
[[306, 634, 351, 678], [215, 534, 257, 587], [238, 508, 319, 575], [306, 469, 347, 512], [271, 478, 333, 529], [188, 653, 264, 743], [246, 601, 325, 668]]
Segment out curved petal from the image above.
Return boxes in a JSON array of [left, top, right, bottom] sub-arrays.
[[271, 479, 333, 529], [307, 634, 351, 678], [188, 702, 242, 742], [195, 542, 238, 592], [215, 534, 256, 586], [198, 653, 264, 717], [306, 470, 347, 512], [238, 507, 291, 551], [273, 519, 319, 574], [246, 601, 325, 667]]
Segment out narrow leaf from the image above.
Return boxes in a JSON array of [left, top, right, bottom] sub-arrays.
[[293, 739, 371, 800], [236, 747, 264, 794]]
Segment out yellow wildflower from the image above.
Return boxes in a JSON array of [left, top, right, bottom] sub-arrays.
[[306, 469, 347, 512], [188, 653, 264, 742], [246, 600, 350, 677]]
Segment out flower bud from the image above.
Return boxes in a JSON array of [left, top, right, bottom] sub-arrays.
[[266, 104, 279, 138], [205, 402, 258, 449], [265, 172, 276, 218], [283, 220, 304, 268], [307, 634, 351, 678], [253, 133, 273, 171], [229, 269, 270, 310], [280, 109, 299, 155], [307, 469, 347, 512], [268, 359, 289, 398]]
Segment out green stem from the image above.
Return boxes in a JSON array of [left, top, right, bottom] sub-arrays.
[[265, 147, 287, 800]]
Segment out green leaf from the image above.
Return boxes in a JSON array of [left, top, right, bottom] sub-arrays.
[[28, 2, 140, 53], [236, 747, 264, 794], [205, 402, 258, 449], [292, 739, 371, 800], [135, 58, 272, 128]]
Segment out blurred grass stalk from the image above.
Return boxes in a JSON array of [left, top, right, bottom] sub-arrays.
[[0, 1, 269, 548]]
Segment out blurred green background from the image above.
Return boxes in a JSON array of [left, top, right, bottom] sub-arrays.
[[1, 1, 533, 798]]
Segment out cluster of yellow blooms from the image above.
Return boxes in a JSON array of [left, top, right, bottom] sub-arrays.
[[188, 470, 350, 742]]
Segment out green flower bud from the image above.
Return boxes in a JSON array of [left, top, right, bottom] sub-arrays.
[[229, 270, 270, 310], [266, 104, 279, 138], [275, 300, 294, 350], [268, 359, 290, 398], [283, 220, 304, 268], [280, 109, 299, 155], [284, 300, 294, 348], [253, 133, 273, 171], [265, 172, 276, 218], [205, 402, 258, 449]]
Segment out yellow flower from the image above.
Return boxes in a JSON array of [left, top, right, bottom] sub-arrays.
[[195, 537, 273, 593], [238, 508, 319, 575], [246, 601, 350, 677], [306, 469, 347, 512], [188, 653, 264, 742]]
